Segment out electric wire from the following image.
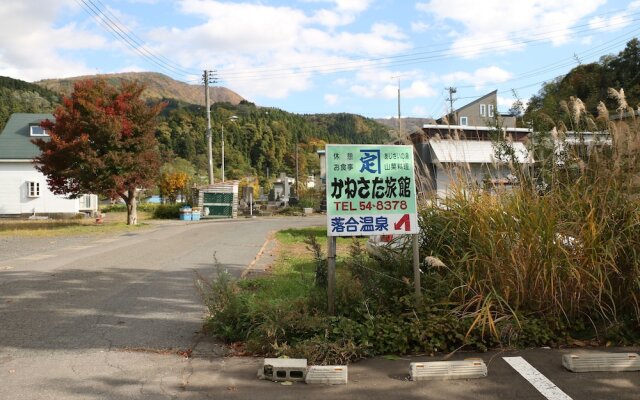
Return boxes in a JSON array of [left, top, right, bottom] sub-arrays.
[[215, 12, 640, 82], [74, 0, 638, 95], [90, 0, 199, 77], [71, 1, 640, 117], [75, 0, 198, 80]]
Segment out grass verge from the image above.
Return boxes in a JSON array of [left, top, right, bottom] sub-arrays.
[[0, 211, 153, 237]]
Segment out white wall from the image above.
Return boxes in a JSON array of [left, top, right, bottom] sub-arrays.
[[0, 162, 80, 214]]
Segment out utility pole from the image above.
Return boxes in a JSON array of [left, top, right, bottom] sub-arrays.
[[447, 86, 457, 115], [392, 76, 402, 136], [203, 70, 217, 185], [295, 133, 299, 198], [397, 77, 401, 136], [221, 123, 225, 182]]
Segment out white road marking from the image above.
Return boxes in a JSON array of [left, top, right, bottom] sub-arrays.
[[503, 356, 573, 400], [18, 254, 55, 261]]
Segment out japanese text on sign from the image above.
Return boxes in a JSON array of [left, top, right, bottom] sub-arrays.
[[325, 144, 418, 237]]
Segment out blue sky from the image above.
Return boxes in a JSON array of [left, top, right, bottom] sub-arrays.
[[1, 0, 639, 119]]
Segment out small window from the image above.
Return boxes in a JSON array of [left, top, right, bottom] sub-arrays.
[[28, 181, 40, 197], [460, 116, 468, 126], [488, 105, 494, 117], [480, 104, 486, 117], [29, 125, 49, 137]]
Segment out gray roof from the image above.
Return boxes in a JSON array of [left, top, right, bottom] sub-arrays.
[[0, 113, 54, 160]]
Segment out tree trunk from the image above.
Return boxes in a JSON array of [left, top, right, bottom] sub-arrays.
[[125, 189, 138, 225]]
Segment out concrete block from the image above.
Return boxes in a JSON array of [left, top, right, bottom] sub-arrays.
[[562, 352, 640, 373], [258, 358, 307, 382], [305, 365, 348, 385], [410, 359, 487, 381]]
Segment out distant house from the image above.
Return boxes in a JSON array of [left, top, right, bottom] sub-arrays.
[[438, 90, 516, 129], [0, 113, 98, 216], [414, 139, 533, 198]]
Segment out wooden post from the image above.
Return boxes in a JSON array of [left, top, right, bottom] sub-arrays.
[[327, 236, 337, 315], [413, 234, 421, 306]]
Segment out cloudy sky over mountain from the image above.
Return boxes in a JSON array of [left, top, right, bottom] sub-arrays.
[[1, 0, 639, 118]]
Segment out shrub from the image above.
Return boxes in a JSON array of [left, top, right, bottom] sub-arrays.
[[152, 204, 182, 219]]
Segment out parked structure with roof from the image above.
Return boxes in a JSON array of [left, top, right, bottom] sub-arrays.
[[0, 113, 98, 216], [414, 139, 533, 198]]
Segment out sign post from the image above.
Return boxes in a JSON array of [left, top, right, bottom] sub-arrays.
[[325, 144, 419, 312]]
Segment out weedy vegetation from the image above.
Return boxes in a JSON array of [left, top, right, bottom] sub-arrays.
[[198, 92, 640, 364]]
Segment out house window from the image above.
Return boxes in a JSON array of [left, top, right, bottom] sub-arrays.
[[27, 181, 40, 197], [480, 104, 486, 117], [488, 105, 494, 117], [29, 125, 49, 137], [460, 116, 468, 126]]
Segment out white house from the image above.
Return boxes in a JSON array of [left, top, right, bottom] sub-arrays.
[[415, 139, 533, 198], [0, 113, 98, 216]]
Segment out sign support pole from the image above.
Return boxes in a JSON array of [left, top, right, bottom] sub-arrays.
[[413, 234, 421, 307], [327, 236, 337, 315]]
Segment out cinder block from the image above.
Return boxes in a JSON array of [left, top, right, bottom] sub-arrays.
[[562, 352, 640, 373], [305, 365, 348, 385], [258, 358, 307, 382], [410, 359, 487, 381]]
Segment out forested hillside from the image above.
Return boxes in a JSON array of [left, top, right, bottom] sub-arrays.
[[1, 75, 390, 184], [525, 38, 640, 128], [157, 100, 391, 182], [0, 76, 59, 131]]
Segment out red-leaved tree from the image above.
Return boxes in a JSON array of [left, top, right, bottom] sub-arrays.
[[33, 78, 165, 225]]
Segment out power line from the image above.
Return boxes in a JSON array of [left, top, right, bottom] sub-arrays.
[[90, 0, 199, 77], [75, 0, 198, 79], [449, 27, 640, 95], [215, 12, 640, 82], [74, 0, 638, 93]]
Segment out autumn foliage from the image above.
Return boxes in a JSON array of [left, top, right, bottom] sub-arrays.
[[33, 78, 165, 224]]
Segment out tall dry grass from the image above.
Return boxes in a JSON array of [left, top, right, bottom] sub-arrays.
[[419, 92, 640, 339]]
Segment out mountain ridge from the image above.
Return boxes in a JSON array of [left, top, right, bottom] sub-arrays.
[[35, 72, 243, 106]]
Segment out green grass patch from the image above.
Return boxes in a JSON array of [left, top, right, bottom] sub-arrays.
[[276, 226, 325, 244]]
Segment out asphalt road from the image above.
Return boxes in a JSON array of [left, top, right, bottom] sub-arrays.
[[0, 215, 638, 400]]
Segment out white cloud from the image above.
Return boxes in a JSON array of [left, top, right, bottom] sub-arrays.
[[348, 69, 437, 101], [497, 95, 529, 112], [312, 9, 354, 28], [497, 95, 515, 109], [324, 93, 340, 105], [412, 105, 428, 116], [350, 84, 378, 98], [441, 66, 512, 88], [0, 0, 107, 80], [116, 64, 147, 73], [411, 21, 430, 33], [332, 0, 373, 13], [145, 1, 411, 99], [589, 13, 632, 32], [404, 80, 437, 98], [416, 0, 606, 58]]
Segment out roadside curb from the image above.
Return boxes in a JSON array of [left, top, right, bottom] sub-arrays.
[[241, 230, 278, 279]]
